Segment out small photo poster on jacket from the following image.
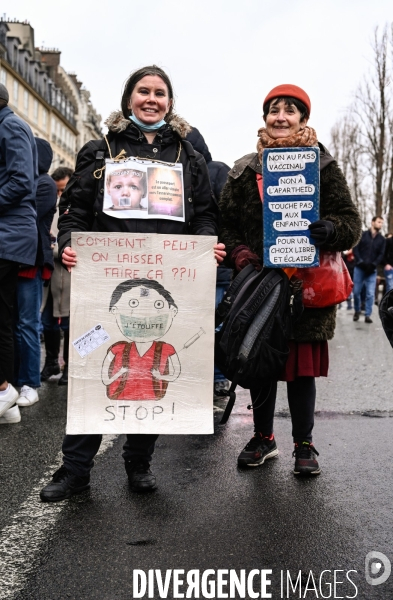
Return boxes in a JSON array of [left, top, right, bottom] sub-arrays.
[[103, 157, 185, 222], [67, 233, 217, 435], [263, 147, 320, 268]]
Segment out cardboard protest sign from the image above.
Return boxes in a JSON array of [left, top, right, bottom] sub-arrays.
[[102, 157, 185, 222], [67, 233, 217, 435], [263, 147, 320, 268]]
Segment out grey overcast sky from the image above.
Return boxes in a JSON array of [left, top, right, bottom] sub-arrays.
[[3, 0, 392, 166]]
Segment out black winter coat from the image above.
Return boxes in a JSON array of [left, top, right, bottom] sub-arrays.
[[353, 229, 385, 269], [185, 126, 230, 201], [186, 126, 231, 285], [0, 106, 38, 264], [58, 113, 218, 256], [219, 145, 362, 342], [35, 138, 57, 268]]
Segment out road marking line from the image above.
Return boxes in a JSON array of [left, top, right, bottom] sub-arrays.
[[0, 434, 118, 599]]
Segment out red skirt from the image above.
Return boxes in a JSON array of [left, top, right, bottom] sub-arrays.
[[280, 341, 329, 382]]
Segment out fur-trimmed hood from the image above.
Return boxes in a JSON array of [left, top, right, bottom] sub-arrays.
[[104, 110, 192, 138]]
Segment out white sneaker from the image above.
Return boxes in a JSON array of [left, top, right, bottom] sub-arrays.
[[0, 384, 19, 417], [17, 385, 39, 407], [0, 405, 21, 424]]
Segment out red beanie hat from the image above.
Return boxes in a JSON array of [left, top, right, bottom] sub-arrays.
[[263, 84, 311, 116]]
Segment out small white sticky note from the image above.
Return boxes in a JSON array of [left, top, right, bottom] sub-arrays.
[[72, 324, 110, 358]]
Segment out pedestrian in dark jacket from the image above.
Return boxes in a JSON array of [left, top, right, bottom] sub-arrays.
[[0, 84, 38, 420], [40, 65, 222, 503], [186, 126, 232, 396], [40, 167, 74, 388], [353, 216, 385, 323], [13, 138, 57, 410], [219, 84, 361, 476]]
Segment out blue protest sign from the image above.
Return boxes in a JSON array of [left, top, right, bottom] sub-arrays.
[[263, 147, 320, 268]]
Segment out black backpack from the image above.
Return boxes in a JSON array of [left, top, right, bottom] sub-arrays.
[[215, 265, 302, 423]]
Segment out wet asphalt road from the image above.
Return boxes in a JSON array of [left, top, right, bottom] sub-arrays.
[[0, 307, 393, 600]]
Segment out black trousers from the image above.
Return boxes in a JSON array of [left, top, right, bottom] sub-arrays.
[[0, 259, 19, 385], [251, 376, 316, 443], [62, 433, 159, 477]]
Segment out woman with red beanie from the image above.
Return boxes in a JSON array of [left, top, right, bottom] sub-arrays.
[[219, 84, 361, 475]]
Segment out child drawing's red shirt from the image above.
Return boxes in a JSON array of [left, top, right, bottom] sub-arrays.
[[106, 340, 176, 400]]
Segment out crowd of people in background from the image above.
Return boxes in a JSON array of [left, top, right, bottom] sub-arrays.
[[0, 68, 391, 498], [341, 215, 393, 323]]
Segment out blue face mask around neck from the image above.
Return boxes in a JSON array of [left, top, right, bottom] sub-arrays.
[[129, 114, 167, 132]]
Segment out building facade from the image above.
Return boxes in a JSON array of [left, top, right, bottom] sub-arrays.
[[0, 18, 101, 170]]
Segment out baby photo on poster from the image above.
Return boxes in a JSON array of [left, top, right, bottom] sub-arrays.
[[102, 158, 185, 222]]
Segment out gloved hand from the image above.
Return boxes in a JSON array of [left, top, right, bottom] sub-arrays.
[[308, 220, 336, 246], [231, 245, 262, 272], [357, 262, 366, 271]]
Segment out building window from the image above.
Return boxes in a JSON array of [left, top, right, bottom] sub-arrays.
[[0, 68, 6, 86], [51, 117, 56, 142], [23, 90, 29, 115], [42, 108, 47, 130], [13, 80, 19, 104], [33, 99, 38, 123]]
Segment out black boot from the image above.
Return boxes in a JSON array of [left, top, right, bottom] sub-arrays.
[[125, 460, 157, 492], [58, 330, 69, 386], [40, 466, 90, 502], [41, 330, 61, 381]]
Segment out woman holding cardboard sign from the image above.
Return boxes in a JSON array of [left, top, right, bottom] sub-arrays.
[[40, 65, 224, 502], [219, 84, 361, 476]]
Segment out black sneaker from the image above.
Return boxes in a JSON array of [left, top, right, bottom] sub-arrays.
[[353, 312, 360, 322], [125, 461, 157, 492], [293, 442, 321, 476], [365, 316, 373, 324], [237, 433, 278, 467], [40, 361, 60, 381], [40, 466, 90, 502]]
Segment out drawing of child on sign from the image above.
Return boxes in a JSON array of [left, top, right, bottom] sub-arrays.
[[106, 167, 147, 211], [101, 279, 180, 401]]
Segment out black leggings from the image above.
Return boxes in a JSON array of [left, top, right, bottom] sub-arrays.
[[250, 376, 316, 443], [0, 259, 19, 385]]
